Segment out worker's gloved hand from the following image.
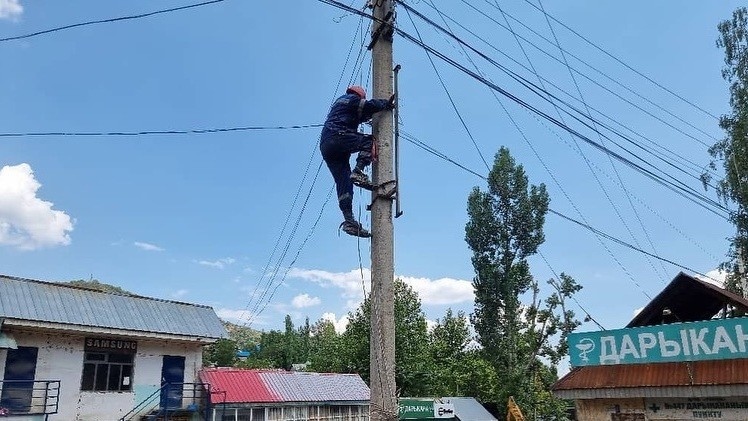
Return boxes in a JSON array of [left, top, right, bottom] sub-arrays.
[[387, 94, 397, 110]]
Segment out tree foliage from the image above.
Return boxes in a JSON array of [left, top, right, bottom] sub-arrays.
[[705, 7, 748, 293], [63, 279, 131, 295], [342, 279, 431, 397], [465, 147, 579, 419], [203, 338, 238, 367]]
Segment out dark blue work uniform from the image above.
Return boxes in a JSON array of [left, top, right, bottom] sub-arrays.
[[320, 93, 390, 222]]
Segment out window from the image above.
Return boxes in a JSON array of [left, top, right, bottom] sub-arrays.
[[252, 408, 266, 421], [285, 406, 307, 420], [80, 352, 133, 392]]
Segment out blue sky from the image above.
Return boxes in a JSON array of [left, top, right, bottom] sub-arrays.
[[0, 0, 742, 343]]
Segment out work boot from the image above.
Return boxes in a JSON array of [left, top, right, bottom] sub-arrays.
[[340, 220, 372, 238], [350, 169, 375, 191]]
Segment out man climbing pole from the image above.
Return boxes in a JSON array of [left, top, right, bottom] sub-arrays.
[[320, 85, 395, 238]]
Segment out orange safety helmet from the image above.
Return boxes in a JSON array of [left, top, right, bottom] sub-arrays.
[[346, 85, 367, 99]]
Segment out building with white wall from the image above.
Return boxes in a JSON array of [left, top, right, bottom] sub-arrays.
[[0, 274, 226, 421]]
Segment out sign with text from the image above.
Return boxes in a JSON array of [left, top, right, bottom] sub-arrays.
[[84, 337, 137, 354], [568, 317, 748, 367], [644, 397, 748, 420], [399, 399, 455, 419]]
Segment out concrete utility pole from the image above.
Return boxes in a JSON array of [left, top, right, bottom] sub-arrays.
[[369, 0, 397, 420]]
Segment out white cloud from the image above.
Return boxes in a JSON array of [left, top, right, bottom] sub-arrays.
[[197, 257, 236, 269], [288, 267, 474, 309], [0, 163, 73, 250], [696, 269, 727, 288], [399, 276, 474, 305], [288, 268, 370, 309], [133, 241, 164, 252], [291, 293, 321, 309], [0, 0, 22, 21], [215, 307, 268, 327], [321, 312, 350, 334], [171, 289, 188, 299]]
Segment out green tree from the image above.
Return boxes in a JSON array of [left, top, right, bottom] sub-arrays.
[[203, 338, 238, 367], [307, 318, 346, 372], [343, 279, 431, 397], [243, 329, 288, 369], [465, 147, 579, 419], [705, 7, 748, 294], [427, 309, 471, 397]]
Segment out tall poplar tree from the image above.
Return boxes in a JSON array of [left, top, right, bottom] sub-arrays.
[[465, 147, 579, 418], [706, 7, 748, 293]]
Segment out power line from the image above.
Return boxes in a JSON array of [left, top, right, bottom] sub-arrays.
[[0, 0, 227, 43], [392, 0, 730, 219], [461, 0, 716, 148], [403, 5, 490, 170], [533, 0, 670, 282], [241, 13, 371, 326], [236, 143, 323, 326], [538, 251, 606, 331], [415, 1, 719, 182], [427, 0, 654, 297], [0, 124, 323, 138], [401, 129, 722, 284], [519, 0, 719, 120], [320, 0, 726, 218]]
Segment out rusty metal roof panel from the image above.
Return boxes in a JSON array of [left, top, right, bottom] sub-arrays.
[[0, 274, 226, 339], [553, 359, 748, 391]]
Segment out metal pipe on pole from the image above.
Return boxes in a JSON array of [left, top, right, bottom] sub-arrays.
[[369, 0, 397, 420]]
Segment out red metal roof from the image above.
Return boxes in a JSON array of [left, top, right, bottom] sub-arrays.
[[200, 368, 370, 404], [200, 369, 279, 404], [553, 358, 748, 391]]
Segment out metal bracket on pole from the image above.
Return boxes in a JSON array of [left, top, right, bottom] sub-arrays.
[[366, 180, 397, 211], [393, 64, 403, 218]]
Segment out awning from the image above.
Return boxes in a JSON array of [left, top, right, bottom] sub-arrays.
[[0, 332, 17, 349]]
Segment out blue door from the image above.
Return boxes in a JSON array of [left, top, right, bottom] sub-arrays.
[[1, 346, 38, 413], [160, 355, 185, 409]]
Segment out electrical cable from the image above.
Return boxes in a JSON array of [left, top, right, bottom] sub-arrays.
[[0, 124, 323, 138], [244, 160, 327, 327], [391, 1, 729, 219], [403, 5, 490, 170], [414, 1, 719, 182], [401, 128, 722, 284], [518, 0, 719, 120], [426, 0, 654, 300], [474, 0, 718, 144], [242, 11, 370, 327], [533, 0, 669, 281], [0, 0, 227, 43], [538, 251, 606, 331]]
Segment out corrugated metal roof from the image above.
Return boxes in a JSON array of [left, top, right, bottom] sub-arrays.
[[200, 369, 370, 404], [442, 397, 496, 421], [553, 359, 748, 391], [200, 369, 279, 404], [0, 274, 226, 339]]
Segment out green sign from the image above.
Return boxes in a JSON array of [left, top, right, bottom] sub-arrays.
[[399, 399, 455, 419], [569, 317, 748, 367]]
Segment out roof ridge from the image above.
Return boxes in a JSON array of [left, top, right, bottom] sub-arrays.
[[0, 274, 213, 309]]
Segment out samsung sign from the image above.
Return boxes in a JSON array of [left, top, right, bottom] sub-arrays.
[[568, 317, 748, 367]]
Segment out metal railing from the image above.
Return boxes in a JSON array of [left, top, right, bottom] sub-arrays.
[[0, 379, 60, 417], [120, 382, 211, 421]]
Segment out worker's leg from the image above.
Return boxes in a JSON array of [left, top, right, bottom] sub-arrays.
[[323, 155, 355, 222], [340, 133, 373, 190]]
